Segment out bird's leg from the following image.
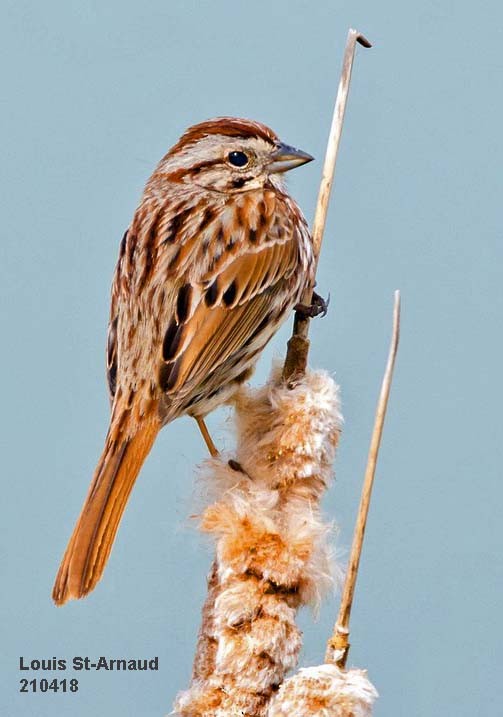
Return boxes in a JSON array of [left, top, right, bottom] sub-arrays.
[[195, 419, 249, 477], [195, 416, 219, 458], [294, 291, 330, 319]]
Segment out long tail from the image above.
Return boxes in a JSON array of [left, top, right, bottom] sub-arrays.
[[52, 416, 160, 605]]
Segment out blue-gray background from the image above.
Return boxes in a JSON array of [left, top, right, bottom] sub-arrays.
[[1, 1, 501, 715]]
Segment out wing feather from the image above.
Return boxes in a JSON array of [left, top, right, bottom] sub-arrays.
[[160, 237, 300, 400]]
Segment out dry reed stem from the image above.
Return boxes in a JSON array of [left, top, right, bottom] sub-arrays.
[[283, 29, 371, 382], [326, 291, 401, 667]]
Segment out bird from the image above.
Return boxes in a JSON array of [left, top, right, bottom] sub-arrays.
[[52, 117, 316, 605]]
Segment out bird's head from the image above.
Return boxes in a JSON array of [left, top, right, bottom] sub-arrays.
[[158, 117, 313, 193]]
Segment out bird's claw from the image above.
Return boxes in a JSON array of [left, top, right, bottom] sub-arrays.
[[228, 459, 246, 475], [294, 291, 330, 319]]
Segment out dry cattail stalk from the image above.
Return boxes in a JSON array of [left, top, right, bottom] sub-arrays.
[[283, 28, 371, 382], [174, 367, 343, 716], [326, 291, 401, 668]]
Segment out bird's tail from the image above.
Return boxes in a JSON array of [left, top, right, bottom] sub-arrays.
[[52, 416, 160, 605]]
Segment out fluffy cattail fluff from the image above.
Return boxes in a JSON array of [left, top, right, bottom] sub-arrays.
[[267, 664, 378, 717], [174, 366, 349, 716]]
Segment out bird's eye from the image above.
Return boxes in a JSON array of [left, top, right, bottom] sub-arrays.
[[228, 151, 249, 167]]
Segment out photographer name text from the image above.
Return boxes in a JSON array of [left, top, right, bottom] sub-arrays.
[[19, 656, 159, 671]]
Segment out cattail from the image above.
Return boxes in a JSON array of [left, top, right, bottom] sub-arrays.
[[174, 367, 343, 716], [267, 663, 377, 717]]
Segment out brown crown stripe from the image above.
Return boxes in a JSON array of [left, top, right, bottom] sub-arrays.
[[169, 117, 278, 155]]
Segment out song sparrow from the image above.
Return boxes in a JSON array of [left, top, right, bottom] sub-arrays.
[[52, 117, 315, 605]]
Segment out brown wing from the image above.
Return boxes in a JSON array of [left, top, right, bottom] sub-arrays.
[[158, 237, 301, 404]]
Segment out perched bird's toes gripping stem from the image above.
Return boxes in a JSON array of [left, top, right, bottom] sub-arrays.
[[228, 459, 250, 477], [294, 291, 330, 319]]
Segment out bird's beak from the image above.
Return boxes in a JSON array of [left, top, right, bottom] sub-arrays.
[[267, 142, 314, 174]]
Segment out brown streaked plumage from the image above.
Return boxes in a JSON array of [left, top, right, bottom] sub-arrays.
[[52, 117, 315, 605]]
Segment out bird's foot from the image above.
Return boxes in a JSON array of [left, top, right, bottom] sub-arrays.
[[294, 291, 330, 319], [228, 459, 250, 478]]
